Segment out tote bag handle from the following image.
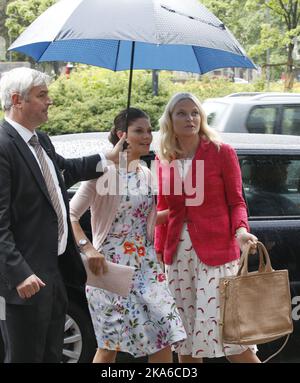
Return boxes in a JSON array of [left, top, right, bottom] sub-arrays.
[[237, 241, 273, 277]]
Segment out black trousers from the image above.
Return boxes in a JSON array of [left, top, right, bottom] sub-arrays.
[[0, 277, 68, 363]]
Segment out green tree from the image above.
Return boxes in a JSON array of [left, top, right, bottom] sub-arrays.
[[0, 0, 12, 54], [5, 0, 56, 39], [0, 1, 8, 37], [246, 0, 300, 90], [263, 0, 300, 90], [203, 0, 300, 90], [201, 0, 265, 62], [5, 0, 56, 63]]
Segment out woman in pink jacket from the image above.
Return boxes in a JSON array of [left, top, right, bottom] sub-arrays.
[[155, 93, 260, 363], [70, 108, 186, 363]]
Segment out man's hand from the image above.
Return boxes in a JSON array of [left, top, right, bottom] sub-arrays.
[[86, 248, 108, 276], [105, 133, 127, 164], [16, 274, 46, 299]]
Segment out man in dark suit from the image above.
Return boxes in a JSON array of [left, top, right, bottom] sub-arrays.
[[0, 67, 125, 362]]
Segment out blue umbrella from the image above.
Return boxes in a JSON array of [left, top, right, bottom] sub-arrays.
[[9, 0, 255, 110]]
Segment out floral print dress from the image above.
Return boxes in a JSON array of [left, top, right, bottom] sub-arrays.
[[86, 170, 186, 357]]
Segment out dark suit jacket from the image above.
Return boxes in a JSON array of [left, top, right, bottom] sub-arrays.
[[0, 120, 102, 304]]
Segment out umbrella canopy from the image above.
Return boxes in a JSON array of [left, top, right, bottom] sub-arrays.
[[9, 0, 255, 74]]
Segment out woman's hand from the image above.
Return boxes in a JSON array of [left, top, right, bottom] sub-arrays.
[[156, 252, 164, 263], [86, 248, 108, 276], [105, 133, 127, 164], [235, 228, 258, 254], [156, 252, 165, 272], [156, 209, 169, 225]]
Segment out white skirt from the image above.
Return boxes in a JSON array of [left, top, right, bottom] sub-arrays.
[[165, 223, 257, 358]]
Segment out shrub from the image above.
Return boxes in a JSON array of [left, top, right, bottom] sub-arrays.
[[1, 65, 298, 133], [44, 67, 172, 134]]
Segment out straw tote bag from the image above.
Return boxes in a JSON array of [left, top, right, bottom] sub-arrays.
[[219, 241, 293, 357]]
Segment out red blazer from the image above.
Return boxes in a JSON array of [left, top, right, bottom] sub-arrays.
[[155, 139, 249, 266]]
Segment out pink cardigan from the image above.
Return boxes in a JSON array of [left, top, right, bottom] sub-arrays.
[[70, 165, 157, 251], [155, 139, 249, 266]]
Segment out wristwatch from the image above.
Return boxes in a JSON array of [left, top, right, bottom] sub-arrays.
[[78, 238, 88, 249]]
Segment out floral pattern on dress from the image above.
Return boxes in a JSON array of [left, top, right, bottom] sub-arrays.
[[86, 170, 186, 357]]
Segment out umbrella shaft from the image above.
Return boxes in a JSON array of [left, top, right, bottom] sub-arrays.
[[123, 41, 136, 149], [126, 41, 136, 115]]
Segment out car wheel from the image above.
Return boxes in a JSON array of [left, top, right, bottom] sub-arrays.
[[62, 301, 96, 363]]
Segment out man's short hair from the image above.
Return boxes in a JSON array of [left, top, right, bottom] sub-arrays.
[[0, 67, 51, 111]]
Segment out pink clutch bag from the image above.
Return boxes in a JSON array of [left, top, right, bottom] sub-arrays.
[[81, 254, 135, 297]]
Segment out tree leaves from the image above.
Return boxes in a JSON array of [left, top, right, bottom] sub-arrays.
[[5, 0, 56, 39]]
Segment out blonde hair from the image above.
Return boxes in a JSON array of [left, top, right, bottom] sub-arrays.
[[158, 92, 221, 161]]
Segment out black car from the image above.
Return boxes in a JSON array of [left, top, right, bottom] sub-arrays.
[[1, 132, 300, 363]]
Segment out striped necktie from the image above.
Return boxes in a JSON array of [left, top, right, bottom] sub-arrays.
[[29, 135, 64, 241]]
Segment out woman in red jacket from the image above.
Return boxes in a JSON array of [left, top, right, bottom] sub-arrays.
[[155, 92, 260, 363]]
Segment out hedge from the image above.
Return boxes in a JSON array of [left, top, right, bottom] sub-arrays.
[[1, 65, 299, 134]]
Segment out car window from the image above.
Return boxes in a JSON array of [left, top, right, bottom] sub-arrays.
[[246, 107, 277, 134], [202, 101, 228, 128], [240, 156, 300, 217], [281, 105, 300, 135]]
